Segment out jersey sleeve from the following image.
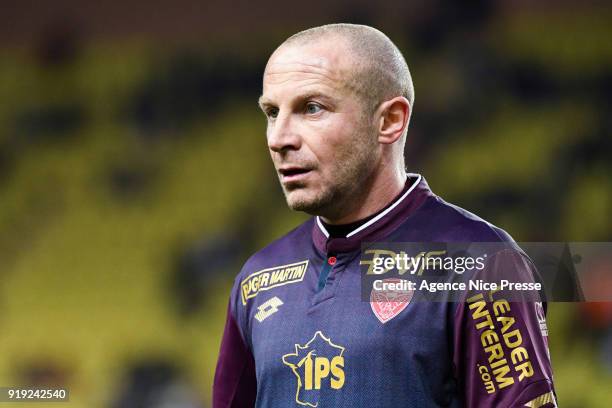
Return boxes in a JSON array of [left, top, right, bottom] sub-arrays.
[[453, 248, 557, 407], [213, 275, 257, 408]]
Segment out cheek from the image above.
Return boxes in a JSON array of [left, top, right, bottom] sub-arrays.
[[306, 117, 354, 160]]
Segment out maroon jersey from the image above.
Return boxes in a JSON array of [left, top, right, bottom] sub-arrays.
[[214, 175, 556, 407]]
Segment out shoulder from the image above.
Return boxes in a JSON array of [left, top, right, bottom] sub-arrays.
[[402, 193, 515, 243], [235, 217, 315, 282], [227, 217, 314, 323]]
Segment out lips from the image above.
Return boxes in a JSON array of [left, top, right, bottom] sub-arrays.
[[278, 166, 313, 183]]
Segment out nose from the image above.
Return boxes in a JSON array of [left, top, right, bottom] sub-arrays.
[[267, 111, 301, 153]]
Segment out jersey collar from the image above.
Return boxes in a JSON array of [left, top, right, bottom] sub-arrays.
[[312, 173, 434, 254]]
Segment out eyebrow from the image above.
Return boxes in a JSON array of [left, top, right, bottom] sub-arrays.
[[258, 96, 273, 110], [258, 92, 339, 110]]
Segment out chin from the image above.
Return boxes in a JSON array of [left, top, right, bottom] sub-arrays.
[[285, 189, 327, 214]]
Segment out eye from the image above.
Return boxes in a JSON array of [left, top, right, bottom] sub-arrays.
[[265, 107, 279, 119], [305, 102, 322, 115]]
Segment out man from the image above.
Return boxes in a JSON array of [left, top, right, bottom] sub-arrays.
[[213, 24, 556, 407]]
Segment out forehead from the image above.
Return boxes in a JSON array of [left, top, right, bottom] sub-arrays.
[[261, 40, 356, 101]]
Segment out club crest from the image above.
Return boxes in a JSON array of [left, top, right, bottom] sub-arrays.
[[370, 278, 414, 323]]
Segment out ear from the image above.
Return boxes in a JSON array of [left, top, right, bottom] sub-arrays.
[[376, 97, 411, 145]]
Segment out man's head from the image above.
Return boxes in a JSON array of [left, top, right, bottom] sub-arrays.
[[259, 24, 414, 221]]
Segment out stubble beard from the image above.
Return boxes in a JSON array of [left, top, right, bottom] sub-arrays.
[[283, 125, 377, 220]]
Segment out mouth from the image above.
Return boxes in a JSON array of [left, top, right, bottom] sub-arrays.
[[278, 167, 313, 183]]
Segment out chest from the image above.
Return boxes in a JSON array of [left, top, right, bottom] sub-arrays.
[[243, 257, 457, 406]]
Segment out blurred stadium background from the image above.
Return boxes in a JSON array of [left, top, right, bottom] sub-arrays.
[[0, 1, 611, 407]]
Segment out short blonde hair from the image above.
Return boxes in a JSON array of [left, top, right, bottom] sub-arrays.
[[284, 23, 414, 114]]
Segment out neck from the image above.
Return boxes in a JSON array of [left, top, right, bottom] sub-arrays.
[[321, 164, 406, 225]]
